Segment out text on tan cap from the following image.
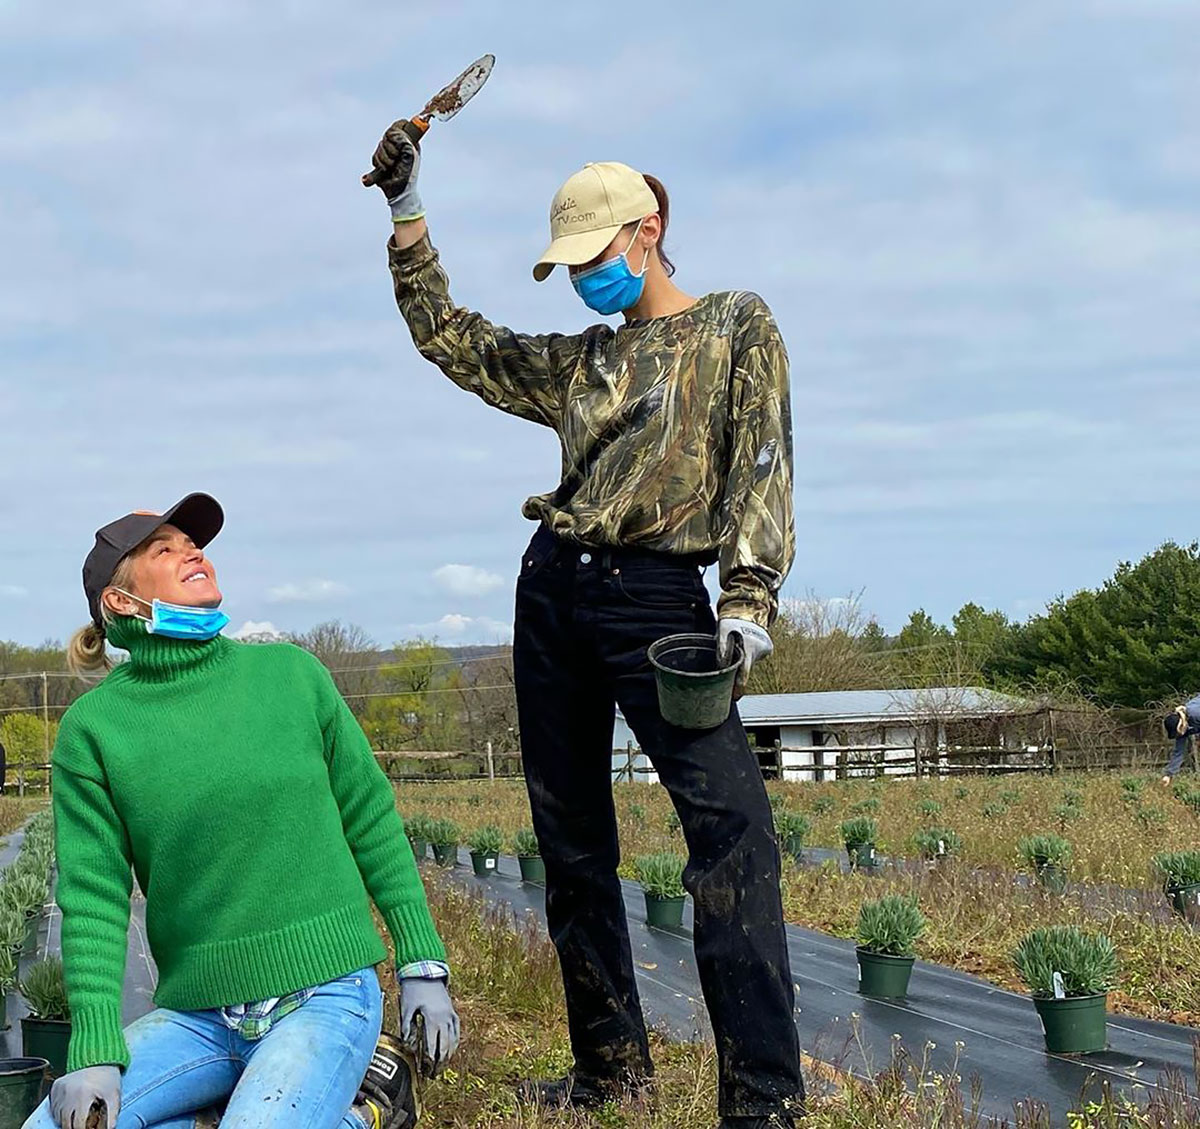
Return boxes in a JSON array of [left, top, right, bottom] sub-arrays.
[[532, 162, 658, 282]]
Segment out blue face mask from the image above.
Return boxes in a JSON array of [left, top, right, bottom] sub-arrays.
[[571, 218, 651, 315], [117, 589, 230, 640]]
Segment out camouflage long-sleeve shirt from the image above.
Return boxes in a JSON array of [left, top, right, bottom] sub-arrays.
[[388, 235, 795, 627]]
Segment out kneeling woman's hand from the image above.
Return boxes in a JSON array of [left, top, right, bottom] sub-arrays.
[[50, 1064, 121, 1128], [398, 977, 460, 1074]]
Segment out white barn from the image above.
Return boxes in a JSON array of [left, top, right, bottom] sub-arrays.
[[611, 686, 1027, 783]]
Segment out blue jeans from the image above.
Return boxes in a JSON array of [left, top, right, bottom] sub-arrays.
[[24, 968, 382, 1129]]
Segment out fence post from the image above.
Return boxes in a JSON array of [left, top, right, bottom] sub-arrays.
[[1047, 708, 1058, 774], [42, 673, 50, 759], [17, 769, 24, 798], [485, 740, 495, 782]]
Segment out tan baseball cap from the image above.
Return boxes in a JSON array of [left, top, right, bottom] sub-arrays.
[[532, 161, 658, 282]]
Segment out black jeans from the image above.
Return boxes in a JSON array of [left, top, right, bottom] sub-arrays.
[[513, 525, 803, 1119]]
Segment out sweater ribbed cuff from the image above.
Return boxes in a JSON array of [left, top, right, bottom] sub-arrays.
[[384, 899, 447, 967], [68, 1004, 130, 1072]]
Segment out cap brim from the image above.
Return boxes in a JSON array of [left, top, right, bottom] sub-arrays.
[[159, 493, 224, 549], [532, 224, 623, 282]]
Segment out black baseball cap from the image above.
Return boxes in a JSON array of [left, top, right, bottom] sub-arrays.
[[82, 493, 224, 628]]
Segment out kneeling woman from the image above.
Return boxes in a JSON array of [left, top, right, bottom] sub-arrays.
[[28, 494, 457, 1129]]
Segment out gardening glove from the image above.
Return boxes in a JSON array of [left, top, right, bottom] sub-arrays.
[[370, 121, 424, 222], [398, 976, 459, 1074], [718, 617, 773, 689], [50, 1065, 121, 1129]]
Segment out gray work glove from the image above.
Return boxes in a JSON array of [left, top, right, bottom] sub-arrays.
[[50, 1065, 121, 1128], [370, 121, 424, 222], [718, 617, 773, 689], [398, 977, 459, 1074]]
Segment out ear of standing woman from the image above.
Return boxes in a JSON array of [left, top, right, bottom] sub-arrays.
[[372, 124, 801, 1128], [35, 494, 457, 1129]]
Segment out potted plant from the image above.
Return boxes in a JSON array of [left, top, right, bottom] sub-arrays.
[[773, 811, 811, 860], [3, 874, 47, 958], [20, 957, 71, 1077], [512, 829, 545, 884], [1012, 925, 1117, 1054], [0, 910, 26, 967], [0, 945, 15, 1033], [404, 814, 432, 862], [634, 853, 687, 930], [840, 817, 879, 870], [1019, 834, 1071, 893], [912, 827, 962, 864], [856, 894, 925, 999], [468, 825, 504, 878], [428, 819, 460, 868], [1152, 851, 1200, 920]]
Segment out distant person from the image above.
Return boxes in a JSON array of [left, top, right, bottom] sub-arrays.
[[1162, 695, 1200, 785], [28, 493, 457, 1129], [368, 122, 803, 1129]]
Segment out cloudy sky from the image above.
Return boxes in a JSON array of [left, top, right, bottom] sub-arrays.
[[2, 1, 1198, 647]]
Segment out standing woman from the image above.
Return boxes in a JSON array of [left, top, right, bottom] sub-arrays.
[[28, 494, 457, 1129], [369, 125, 803, 1128]]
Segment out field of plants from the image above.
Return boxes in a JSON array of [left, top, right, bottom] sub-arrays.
[[383, 873, 1200, 1128], [396, 772, 1200, 1026]]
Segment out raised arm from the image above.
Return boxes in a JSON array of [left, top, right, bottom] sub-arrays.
[[372, 120, 585, 428]]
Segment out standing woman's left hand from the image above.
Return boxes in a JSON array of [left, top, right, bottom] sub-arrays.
[[719, 618, 774, 698], [398, 978, 460, 1073]]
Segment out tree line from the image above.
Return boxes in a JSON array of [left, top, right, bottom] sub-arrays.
[[2, 538, 1197, 761]]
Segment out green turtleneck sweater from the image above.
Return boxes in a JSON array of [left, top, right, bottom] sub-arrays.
[[52, 618, 446, 1072]]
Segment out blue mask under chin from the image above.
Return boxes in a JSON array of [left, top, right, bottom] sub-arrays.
[[116, 588, 230, 640], [571, 218, 651, 315]]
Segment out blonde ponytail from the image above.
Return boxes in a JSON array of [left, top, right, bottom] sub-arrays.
[[67, 556, 135, 679], [67, 622, 112, 679]]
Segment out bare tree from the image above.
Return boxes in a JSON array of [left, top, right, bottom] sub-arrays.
[[748, 591, 888, 694], [289, 620, 381, 714]]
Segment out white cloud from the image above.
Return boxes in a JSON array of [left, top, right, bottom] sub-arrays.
[[432, 564, 506, 598], [230, 619, 284, 641], [266, 579, 350, 603], [0, 585, 28, 599], [411, 614, 514, 645]]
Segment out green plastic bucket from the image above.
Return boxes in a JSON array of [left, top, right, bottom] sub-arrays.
[[1033, 993, 1107, 1054], [644, 893, 686, 930], [856, 948, 915, 999], [648, 634, 742, 730], [518, 856, 546, 884], [0, 1058, 49, 1128], [470, 851, 499, 878], [21, 1018, 70, 1079]]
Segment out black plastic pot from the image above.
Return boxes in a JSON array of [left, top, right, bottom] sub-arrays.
[[469, 851, 499, 878], [846, 843, 878, 870], [856, 947, 915, 998], [1032, 993, 1107, 1054], [517, 855, 546, 883], [0, 1058, 49, 1128], [21, 1018, 69, 1079], [431, 843, 458, 868], [644, 893, 686, 930]]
